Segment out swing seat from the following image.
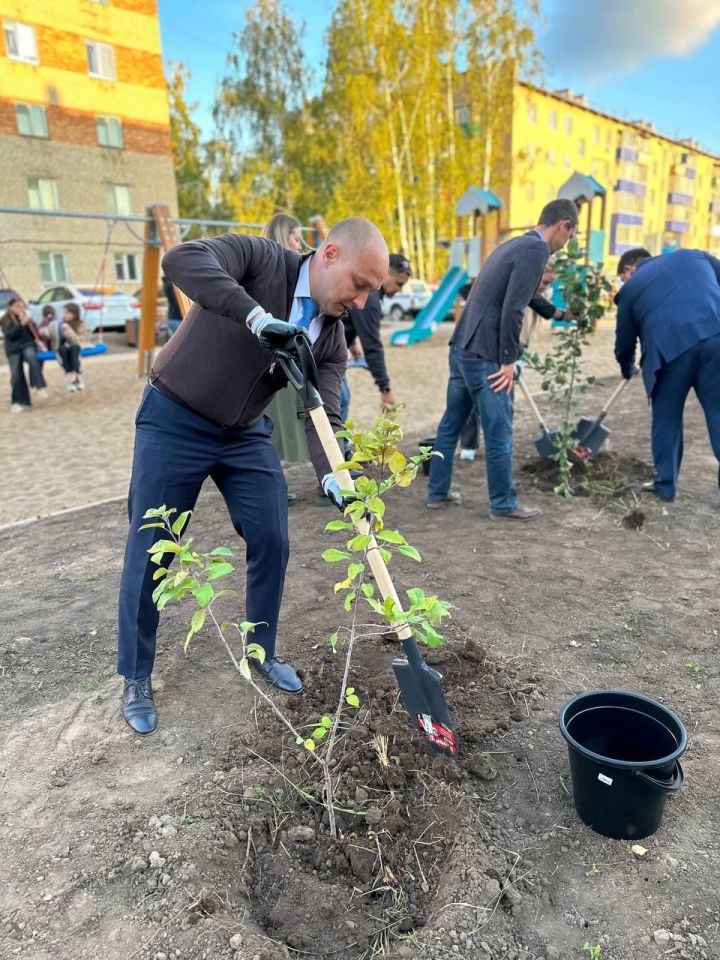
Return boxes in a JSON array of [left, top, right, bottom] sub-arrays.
[[37, 342, 108, 362]]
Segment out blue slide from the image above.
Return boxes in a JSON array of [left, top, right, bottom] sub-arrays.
[[390, 266, 469, 346]]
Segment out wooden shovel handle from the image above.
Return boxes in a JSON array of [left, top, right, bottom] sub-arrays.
[[308, 407, 418, 652], [600, 376, 631, 416], [516, 375, 548, 432]]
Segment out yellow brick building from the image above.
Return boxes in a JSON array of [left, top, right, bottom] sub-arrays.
[[508, 83, 720, 269], [0, 0, 177, 296]]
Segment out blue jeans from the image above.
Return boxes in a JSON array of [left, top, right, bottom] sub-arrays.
[[428, 346, 517, 513], [651, 332, 720, 499], [117, 385, 289, 680]]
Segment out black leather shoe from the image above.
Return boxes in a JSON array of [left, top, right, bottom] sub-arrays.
[[251, 657, 303, 693], [121, 676, 157, 734]]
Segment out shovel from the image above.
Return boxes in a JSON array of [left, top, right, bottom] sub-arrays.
[[276, 334, 457, 758], [570, 378, 631, 461], [516, 375, 561, 460]]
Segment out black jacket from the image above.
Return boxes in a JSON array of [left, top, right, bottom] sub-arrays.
[[343, 291, 390, 392], [1, 314, 36, 357], [452, 231, 550, 363], [154, 234, 347, 480]]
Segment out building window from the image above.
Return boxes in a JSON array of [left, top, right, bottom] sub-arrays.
[[564, 115, 572, 135], [606, 130, 613, 147], [28, 177, 59, 210], [16, 103, 48, 138], [563, 152, 571, 169], [107, 184, 132, 215], [38, 252, 68, 284], [527, 102, 537, 124], [85, 40, 116, 80], [4, 20, 38, 63], [593, 125, 600, 145], [114, 253, 140, 282], [548, 109, 557, 130], [97, 115, 123, 148], [547, 148, 556, 166], [525, 182, 535, 202], [578, 138, 586, 157]]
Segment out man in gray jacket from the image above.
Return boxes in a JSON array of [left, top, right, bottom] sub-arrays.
[[427, 199, 578, 520]]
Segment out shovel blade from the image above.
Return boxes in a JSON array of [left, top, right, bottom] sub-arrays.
[[534, 430, 560, 460], [392, 658, 457, 757], [571, 421, 611, 460]]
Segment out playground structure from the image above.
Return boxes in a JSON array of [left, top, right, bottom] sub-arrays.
[[557, 171, 607, 265], [390, 186, 503, 347]]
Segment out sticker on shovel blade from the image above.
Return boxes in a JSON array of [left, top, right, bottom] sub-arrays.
[[597, 773, 613, 786], [417, 714, 457, 756]]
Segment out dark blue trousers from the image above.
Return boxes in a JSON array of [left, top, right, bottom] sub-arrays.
[[651, 332, 720, 499], [117, 385, 289, 680]]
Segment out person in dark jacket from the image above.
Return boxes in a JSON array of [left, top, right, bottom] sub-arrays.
[[427, 199, 578, 520], [1, 297, 48, 412], [615, 247, 720, 501], [341, 253, 410, 420], [117, 218, 388, 735]]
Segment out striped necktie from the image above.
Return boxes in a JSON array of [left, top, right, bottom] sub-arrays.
[[298, 297, 319, 330]]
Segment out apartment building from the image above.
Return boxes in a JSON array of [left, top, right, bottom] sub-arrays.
[[0, 0, 177, 297], [509, 83, 720, 266]]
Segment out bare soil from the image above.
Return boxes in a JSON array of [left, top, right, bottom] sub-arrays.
[[1, 341, 719, 960]]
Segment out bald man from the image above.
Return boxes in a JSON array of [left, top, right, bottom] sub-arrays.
[[117, 219, 389, 734]]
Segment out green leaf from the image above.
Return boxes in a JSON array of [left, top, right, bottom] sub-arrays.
[[239, 621, 258, 634], [138, 522, 166, 531], [295, 736, 304, 745], [364, 596, 384, 614], [348, 534, 372, 551], [304, 739, 316, 752], [346, 693, 360, 708], [328, 632, 338, 649], [325, 519, 353, 531], [378, 547, 392, 563], [375, 529, 405, 544], [361, 583, 375, 598], [312, 727, 328, 740], [406, 587, 425, 607], [322, 549, 352, 562], [206, 562, 235, 581], [420, 623, 444, 647], [238, 656, 251, 680], [321, 715, 333, 728], [398, 544, 422, 562], [347, 562, 365, 581], [388, 451, 407, 473], [150, 553, 164, 566], [344, 590, 356, 612], [193, 582, 215, 607], [171, 510, 191, 536], [367, 497, 385, 518], [152, 567, 168, 581], [148, 539, 182, 556], [191, 609, 206, 633], [210, 546, 234, 557], [247, 642, 266, 664]]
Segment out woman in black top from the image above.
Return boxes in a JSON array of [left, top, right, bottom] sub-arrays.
[[1, 297, 48, 412]]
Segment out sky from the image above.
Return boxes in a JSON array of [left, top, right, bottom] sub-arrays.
[[157, 0, 720, 155]]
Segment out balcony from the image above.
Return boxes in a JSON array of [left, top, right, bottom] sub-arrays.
[[615, 179, 646, 197], [665, 220, 690, 233], [616, 147, 637, 162], [667, 192, 693, 205]]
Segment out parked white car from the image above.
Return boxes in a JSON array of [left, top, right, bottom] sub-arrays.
[[28, 284, 140, 332], [382, 280, 434, 322]]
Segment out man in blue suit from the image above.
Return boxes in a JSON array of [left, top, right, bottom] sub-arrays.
[[615, 247, 720, 501]]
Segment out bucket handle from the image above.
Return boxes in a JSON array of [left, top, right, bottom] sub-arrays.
[[634, 760, 684, 792]]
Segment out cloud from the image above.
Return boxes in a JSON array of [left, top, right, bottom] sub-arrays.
[[541, 0, 720, 83]]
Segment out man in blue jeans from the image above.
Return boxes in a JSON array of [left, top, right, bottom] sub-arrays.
[[427, 199, 578, 519]]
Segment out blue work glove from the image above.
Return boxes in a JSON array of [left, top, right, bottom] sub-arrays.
[[322, 473, 353, 512], [250, 312, 309, 351]]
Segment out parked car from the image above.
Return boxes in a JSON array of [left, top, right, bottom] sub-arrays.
[[381, 280, 434, 322], [28, 284, 140, 333]]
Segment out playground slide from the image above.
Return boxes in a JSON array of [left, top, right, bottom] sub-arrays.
[[390, 266, 469, 346]]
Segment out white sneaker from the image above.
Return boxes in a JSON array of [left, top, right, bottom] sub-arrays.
[[34, 388, 49, 401], [75, 379, 84, 392], [459, 449, 476, 461], [68, 381, 78, 393], [10, 403, 26, 414]]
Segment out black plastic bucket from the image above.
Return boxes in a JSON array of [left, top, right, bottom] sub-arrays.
[[419, 438, 435, 476], [559, 690, 686, 840]]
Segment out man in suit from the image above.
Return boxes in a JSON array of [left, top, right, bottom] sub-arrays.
[[427, 199, 578, 520], [615, 247, 720, 502], [118, 218, 389, 734]]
